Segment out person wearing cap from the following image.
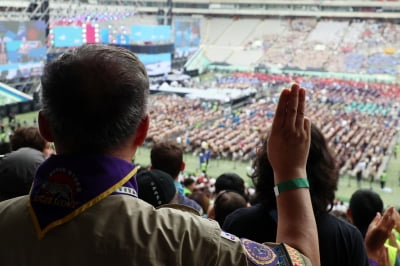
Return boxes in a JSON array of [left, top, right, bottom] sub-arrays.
[[0, 44, 318, 265], [150, 140, 203, 213], [137, 169, 178, 207]]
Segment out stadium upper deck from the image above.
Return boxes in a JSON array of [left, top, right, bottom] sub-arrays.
[[1, 0, 400, 20]]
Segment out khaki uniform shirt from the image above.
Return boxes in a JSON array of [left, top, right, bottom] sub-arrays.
[[0, 195, 310, 266]]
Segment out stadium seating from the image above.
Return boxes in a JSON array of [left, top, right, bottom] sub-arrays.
[[204, 47, 233, 63], [226, 49, 263, 67], [201, 18, 233, 45], [307, 21, 348, 45], [214, 19, 260, 47], [196, 17, 400, 76]]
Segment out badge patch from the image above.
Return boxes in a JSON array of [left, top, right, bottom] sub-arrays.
[[33, 168, 81, 208], [282, 243, 307, 265], [241, 238, 278, 266], [220, 231, 239, 242]]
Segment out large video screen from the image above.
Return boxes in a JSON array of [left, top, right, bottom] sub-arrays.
[[50, 24, 172, 46], [174, 18, 200, 57], [137, 53, 171, 76], [53, 26, 83, 47], [131, 25, 171, 43], [0, 21, 46, 80]]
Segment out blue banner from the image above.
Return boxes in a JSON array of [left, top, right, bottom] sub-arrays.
[[131, 25, 171, 42], [53, 26, 83, 48]]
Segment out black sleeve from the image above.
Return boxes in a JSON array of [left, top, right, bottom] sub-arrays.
[[350, 227, 369, 266]]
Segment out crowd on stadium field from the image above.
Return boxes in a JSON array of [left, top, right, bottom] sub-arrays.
[[146, 94, 222, 143], [145, 72, 400, 182]]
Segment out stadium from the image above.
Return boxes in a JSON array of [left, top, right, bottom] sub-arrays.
[[1, 0, 398, 199], [0, 0, 400, 263], [0, 0, 400, 260]]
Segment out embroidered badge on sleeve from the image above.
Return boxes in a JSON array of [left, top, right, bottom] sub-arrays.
[[240, 238, 278, 266], [273, 243, 311, 266], [220, 231, 240, 242], [282, 243, 309, 266]]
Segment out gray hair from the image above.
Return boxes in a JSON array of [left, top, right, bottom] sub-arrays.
[[41, 44, 149, 153]]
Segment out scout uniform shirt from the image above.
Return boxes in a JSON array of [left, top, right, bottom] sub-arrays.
[[0, 154, 311, 266]]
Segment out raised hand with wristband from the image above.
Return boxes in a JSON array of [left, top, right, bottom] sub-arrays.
[[267, 84, 320, 266]]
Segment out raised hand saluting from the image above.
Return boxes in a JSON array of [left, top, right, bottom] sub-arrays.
[[268, 84, 320, 266]]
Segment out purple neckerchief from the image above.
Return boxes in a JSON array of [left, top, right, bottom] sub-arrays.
[[29, 154, 138, 239]]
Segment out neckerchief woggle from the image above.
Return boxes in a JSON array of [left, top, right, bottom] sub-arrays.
[[28, 154, 138, 239]]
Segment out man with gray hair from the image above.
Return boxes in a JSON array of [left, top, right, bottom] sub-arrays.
[[0, 44, 319, 266]]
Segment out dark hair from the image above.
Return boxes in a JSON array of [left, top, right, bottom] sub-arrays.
[[151, 141, 183, 178], [215, 172, 245, 196], [188, 191, 210, 214], [214, 190, 247, 227], [250, 123, 338, 216], [10, 126, 46, 152], [349, 189, 383, 237], [183, 178, 195, 187], [41, 44, 149, 153]]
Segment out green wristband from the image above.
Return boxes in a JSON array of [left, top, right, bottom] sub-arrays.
[[274, 178, 309, 196]]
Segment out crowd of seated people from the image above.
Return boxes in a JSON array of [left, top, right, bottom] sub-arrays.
[[183, 100, 272, 161], [145, 73, 399, 185], [215, 75, 264, 90], [299, 76, 399, 180], [3, 73, 399, 185], [146, 94, 222, 143]]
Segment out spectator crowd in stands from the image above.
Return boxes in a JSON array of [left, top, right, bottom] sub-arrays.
[[204, 17, 400, 76]]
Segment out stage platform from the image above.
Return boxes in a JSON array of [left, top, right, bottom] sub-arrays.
[[150, 82, 256, 103]]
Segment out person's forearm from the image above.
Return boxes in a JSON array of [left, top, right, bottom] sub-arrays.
[[275, 172, 320, 266], [268, 85, 320, 265]]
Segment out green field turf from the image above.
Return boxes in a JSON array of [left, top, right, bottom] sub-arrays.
[[12, 111, 400, 208], [136, 145, 400, 209]]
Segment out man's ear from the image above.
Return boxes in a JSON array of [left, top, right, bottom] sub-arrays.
[[38, 111, 54, 142], [207, 206, 215, 220], [180, 162, 186, 171], [346, 209, 353, 223], [134, 114, 149, 146]]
